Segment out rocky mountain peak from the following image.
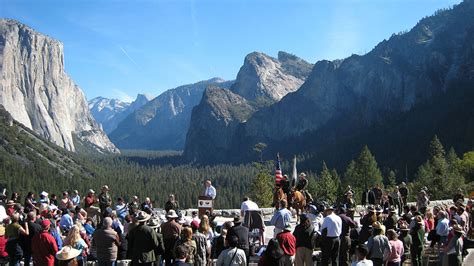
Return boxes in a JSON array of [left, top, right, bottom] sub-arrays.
[[0, 19, 118, 153], [230, 51, 313, 105]]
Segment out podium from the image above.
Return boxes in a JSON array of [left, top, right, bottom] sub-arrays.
[[198, 196, 213, 217]]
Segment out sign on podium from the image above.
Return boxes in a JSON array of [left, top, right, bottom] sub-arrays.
[[198, 196, 213, 217]]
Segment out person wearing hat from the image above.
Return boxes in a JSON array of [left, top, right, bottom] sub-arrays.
[[84, 189, 101, 227], [293, 213, 315, 266], [416, 190, 429, 215], [56, 245, 81, 265], [367, 222, 390, 266], [161, 210, 182, 265], [456, 204, 469, 234], [338, 207, 357, 266], [147, 218, 165, 265], [70, 190, 81, 207], [31, 219, 58, 266], [444, 224, 464, 266], [281, 175, 292, 201], [295, 172, 314, 203], [189, 219, 208, 266], [409, 215, 425, 266], [99, 185, 112, 217], [5, 200, 15, 217], [398, 221, 412, 265], [342, 190, 355, 217], [383, 207, 398, 232], [275, 223, 296, 265], [359, 205, 376, 244], [39, 191, 50, 205], [227, 216, 250, 263], [127, 211, 160, 265], [320, 204, 342, 266], [398, 182, 408, 208]]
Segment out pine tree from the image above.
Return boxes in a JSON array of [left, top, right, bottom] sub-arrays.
[[249, 164, 273, 207], [314, 161, 339, 203]]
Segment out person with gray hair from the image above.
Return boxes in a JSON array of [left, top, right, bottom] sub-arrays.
[[92, 216, 120, 265]]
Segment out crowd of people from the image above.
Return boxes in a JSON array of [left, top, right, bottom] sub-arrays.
[[266, 181, 473, 266], [0, 176, 472, 266]]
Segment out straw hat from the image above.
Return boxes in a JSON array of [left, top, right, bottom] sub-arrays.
[[40, 191, 48, 197], [6, 200, 14, 206], [101, 185, 110, 191], [166, 210, 179, 219], [135, 211, 150, 222], [415, 215, 423, 224], [299, 172, 306, 177], [147, 219, 160, 229], [88, 189, 95, 194], [372, 221, 383, 230], [56, 246, 81, 261]]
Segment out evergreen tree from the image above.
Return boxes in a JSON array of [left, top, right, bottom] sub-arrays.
[[313, 161, 339, 203], [249, 163, 273, 207], [343, 146, 382, 196]]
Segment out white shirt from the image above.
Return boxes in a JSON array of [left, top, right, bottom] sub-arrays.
[[241, 200, 259, 213], [351, 259, 373, 266], [205, 185, 217, 199], [320, 213, 342, 237]]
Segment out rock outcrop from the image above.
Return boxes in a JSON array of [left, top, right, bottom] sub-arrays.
[[0, 19, 118, 153], [183, 51, 313, 162], [183, 86, 255, 162], [109, 78, 233, 150], [185, 0, 474, 167], [89, 94, 152, 134], [230, 51, 312, 106]]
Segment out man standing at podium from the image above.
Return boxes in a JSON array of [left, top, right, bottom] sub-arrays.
[[203, 180, 216, 200]]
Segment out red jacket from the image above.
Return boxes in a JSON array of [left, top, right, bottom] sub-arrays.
[[0, 236, 7, 257], [276, 231, 296, 256], [31, 231, 58, 266]]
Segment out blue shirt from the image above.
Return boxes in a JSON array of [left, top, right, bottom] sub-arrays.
[[60, 213, 74, 230], [436, 218, 449, 236], [270, 208, 292, 230]]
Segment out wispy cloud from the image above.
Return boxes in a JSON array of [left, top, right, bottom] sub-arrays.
[[118, 45, 138, 66], [112, 89, 134, 103]]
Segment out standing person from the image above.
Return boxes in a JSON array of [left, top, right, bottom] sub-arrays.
[[385, 229, 404, 266], [20, 211, 42, 266], [31, 219, 58, 266], [372, 185, 383, 205], [127, 211, 160, 265], [63, 225, 88, 264], [240, 196, 259, 217], [352, 244, 373, 266], [165, 194, 180, 213], [174, 227, 197, 265], [39, 191, 50, 205], [398, 222, 412, 265], [190, 220, 209, 266], [453, 188, 464, 204], [258, 238, 285, 266], [444, 224, 464, 266], [416, 190, 429, 215], [367, 189, 376, 206], [92, 217, 120, 266], [436, 211, 450, 247], [98, 185, 112, 217], [383, 207, 398, 232], [275, 224, 296, 265], [367, 222, 390, 266], [339, 207, 357, 266], [320, 204, 342, 266], [173, 245, 191, 266], [398, 183, 408, 209], [270, 199, 292, 237], [84, 189, 100, 225], [359, 205, 376, 244], [390, 187, 402, 216], [6, 213, 29, 266], [216, 235, 247, 266], [203, 180, 217, 200], [147, 218, 165, 266], [24, 192, 37, 213], [410, 216, 425, 266], [60, 191, 72, 210], [161, 210, 182, 265], [227, 216, 249, 264], [293, 214, 314, 266]]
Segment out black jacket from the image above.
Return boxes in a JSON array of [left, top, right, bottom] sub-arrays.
[[227, 224, 249, 250]]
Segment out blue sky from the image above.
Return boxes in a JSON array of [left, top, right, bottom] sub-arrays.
[[1, 0, 461, 102]]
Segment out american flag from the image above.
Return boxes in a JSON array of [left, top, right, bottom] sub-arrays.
[[275, 153, 283, 186]]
